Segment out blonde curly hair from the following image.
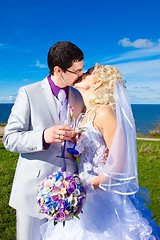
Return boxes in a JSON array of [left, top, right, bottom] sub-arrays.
[[89, 64, 124, 114]]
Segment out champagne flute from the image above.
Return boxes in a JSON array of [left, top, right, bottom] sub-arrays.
[[56, 104, 73, 171], [66, 113, 86, 155], [76, 113, 87, 134]]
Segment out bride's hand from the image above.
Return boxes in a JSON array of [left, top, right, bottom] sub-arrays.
[[91, 175, 102, 189]]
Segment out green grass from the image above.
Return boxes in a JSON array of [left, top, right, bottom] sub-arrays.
[[0, 140, 160, 239], [0, 142, 18, 239], [137, 140, 160, 224]]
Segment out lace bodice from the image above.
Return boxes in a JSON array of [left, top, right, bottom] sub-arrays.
[[76, 122, 107, 182]]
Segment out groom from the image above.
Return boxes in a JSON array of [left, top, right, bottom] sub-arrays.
[[3, 41, 85, 240]]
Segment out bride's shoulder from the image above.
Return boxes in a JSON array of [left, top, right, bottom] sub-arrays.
[[96, 105, 115, 119], [94, 105, 116, 130]]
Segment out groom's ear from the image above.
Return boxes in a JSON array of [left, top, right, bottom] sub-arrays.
[[54, 66, 62, 75]]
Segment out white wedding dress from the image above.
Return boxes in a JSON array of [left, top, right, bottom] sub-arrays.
[[40, 122, 160, 240]]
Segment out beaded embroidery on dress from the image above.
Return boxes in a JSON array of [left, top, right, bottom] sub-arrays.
[[77, 121, 108, 183]]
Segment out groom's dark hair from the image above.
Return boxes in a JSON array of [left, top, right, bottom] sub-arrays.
[[48, 41, 84, 75]]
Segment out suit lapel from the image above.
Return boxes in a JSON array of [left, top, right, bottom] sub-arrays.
[[40, 78, 60, 125]]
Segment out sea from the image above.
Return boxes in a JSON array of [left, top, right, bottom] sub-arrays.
[[0, 103, 160, 135]]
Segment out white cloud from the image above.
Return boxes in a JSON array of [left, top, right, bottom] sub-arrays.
[[126, 77, 160, 103], [105, 46, 160, 64], [119, 38, 160, 49], [34, 60, 47, 69], [114, 60, 160, 104], [8, 95, 15, 101], [115, 58, 160, 79], [0, 95, 16, 103], [22, 78, 30, 83], [101, 41, 160, 103]]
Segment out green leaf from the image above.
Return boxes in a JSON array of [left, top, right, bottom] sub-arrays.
[[76, 157, 81, 164], [74, 214, 80, 220]]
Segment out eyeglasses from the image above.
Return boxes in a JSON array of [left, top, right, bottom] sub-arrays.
[[66, 69, 83, 75]]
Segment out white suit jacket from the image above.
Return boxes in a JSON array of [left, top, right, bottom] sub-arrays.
[[3, 77, 85, 219]]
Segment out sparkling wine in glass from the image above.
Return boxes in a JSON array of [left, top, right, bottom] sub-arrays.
[[66, 113, 86, 155]]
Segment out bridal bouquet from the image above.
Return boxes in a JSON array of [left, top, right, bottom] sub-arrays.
[[37, 171, 87, 225]]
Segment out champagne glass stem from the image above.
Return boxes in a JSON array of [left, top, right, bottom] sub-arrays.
[[61, 140, 67, 171], [61, 140, 66, 158]]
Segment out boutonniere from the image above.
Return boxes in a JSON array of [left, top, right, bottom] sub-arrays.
[[67, 104, 76, 128]]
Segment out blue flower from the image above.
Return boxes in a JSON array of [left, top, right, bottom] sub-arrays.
[[55, 172, 63, 181], [65, 200, 71, 210], [44, 197, 53, 207]]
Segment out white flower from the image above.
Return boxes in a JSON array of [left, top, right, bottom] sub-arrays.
[[68, 195, 78, 207], [68, 194, 73, 203], [55, 180, 62, 187], [74, 189, 81, 196], [44, 179, 53, 188]]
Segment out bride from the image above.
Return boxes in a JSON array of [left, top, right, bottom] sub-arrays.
[[40, 64, 160, 239]]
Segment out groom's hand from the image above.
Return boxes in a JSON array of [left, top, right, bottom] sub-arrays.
[[44, 125, 76, 143]]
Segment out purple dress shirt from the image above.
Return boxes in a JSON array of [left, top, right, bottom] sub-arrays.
[[43, 76, 69, 149], [47, 75, 69, 98]]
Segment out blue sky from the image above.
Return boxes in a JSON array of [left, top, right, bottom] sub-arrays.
[[0, 0, 160, 104]]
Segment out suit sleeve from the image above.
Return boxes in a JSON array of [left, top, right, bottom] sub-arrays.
[[3, 87, 44, 153]]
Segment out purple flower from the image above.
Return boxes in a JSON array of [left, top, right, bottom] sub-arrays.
[[57, 199, 66, 211], [65, 175, 73, 181], [55, 210, 66, 222], [67, 187, 75, 194], [51, 195, 59, 201], [69, 180, 77, 189], [78, 196, 84, 205]]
